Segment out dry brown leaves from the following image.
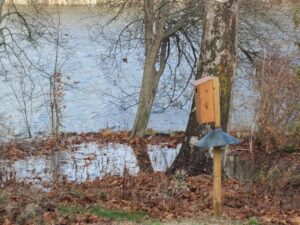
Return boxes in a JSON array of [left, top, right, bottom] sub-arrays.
[[0, 130, 185, 161], [0, 172, 299, 224]]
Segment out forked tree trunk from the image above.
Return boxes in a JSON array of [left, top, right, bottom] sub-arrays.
[[168, 0, 238, 175]]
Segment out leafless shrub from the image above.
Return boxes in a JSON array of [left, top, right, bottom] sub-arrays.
[[48, 8, 67, 137], [252, 49, 300, 151], [49, 72, 64, 136]]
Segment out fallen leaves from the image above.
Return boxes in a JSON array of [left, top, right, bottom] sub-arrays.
[[3, 218, 12, 225], [0, 130, 185, 161], [0, 172, 298, 224], [290, 216, 300, 225], [43, 212, 57, 225], [0, 131, 299, 224]]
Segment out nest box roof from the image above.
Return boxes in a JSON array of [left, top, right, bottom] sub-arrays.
[[194, 129, 240, 148]]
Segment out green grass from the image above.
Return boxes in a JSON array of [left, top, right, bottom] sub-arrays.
[[283, 144, 298, 153], [90, 206, 146, 221], [58, 204, 85, 215], [57, 204, 259, 224], [139, 218, 252, 225], [58, 204, 146, 221], [247, 217, 260, 225]]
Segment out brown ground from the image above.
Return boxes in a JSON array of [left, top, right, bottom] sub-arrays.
[[0, 169, 299, 224], [0, 131, 299, 225]]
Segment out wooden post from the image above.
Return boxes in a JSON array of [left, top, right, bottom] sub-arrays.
[[212, 77, 220, 128], [213, 146, 222, 216], [213, 77, 221, 216], [193, 76, 222, 216]]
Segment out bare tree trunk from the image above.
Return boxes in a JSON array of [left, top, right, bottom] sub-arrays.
[[0, 0, 4, 44], [0, 0, 4, 17], [50, 8, 63, 137], [168, 0, 238, 175], [130, 0, 167, 137], [107, 1, 200, 138], [131, 60, 160, 137]]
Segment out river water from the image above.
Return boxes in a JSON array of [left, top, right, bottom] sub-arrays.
[[0, 6, 191, 137]]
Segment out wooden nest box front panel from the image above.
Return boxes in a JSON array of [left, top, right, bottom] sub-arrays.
[[193, 76, 220, 127]]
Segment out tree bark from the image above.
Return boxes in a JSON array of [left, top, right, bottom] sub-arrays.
[[130, 0, 167, 138], [168, 0, 238, 175], [0, 0, 4, 17], [130, 59, 161, 137]]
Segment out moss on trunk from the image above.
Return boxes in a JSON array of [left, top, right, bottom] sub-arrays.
[[168, 0, 238, 175]]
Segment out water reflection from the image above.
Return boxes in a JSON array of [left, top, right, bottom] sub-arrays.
[[0, 143, 180, 187], [148, 145, 179, 172], [0, 143, 258, 189], [225, 156, 257, 181]]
